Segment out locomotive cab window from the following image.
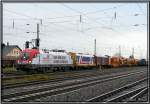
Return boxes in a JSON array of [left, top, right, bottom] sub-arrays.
[[21, 52, 30, 60]]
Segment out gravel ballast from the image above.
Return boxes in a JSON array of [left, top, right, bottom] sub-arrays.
[[3, 66, 147, 96], [33, 70, 147, 102]]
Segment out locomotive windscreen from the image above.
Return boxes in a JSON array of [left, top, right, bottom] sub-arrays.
[[21, 52, 30, 60]]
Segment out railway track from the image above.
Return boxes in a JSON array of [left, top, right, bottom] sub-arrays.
[[2, 69, 103, 89], [3, 66, 146, 80], [2, 70, 102, 89], [86, 78, 148, 102], [127, 87, 148, 102], [3, 66, 147, 89], [2, 69, 146, 102], [2, 69, 97, 80]]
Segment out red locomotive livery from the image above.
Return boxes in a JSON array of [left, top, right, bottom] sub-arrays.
[[17, 49, 40, 64]]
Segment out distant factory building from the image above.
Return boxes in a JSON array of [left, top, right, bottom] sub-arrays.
[[1, 42, 22, 67]]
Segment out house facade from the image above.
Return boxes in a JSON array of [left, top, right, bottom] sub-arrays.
[[2, 43, 22, 67]]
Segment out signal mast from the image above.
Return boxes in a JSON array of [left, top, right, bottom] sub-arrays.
[[25, 23, 40, 49]]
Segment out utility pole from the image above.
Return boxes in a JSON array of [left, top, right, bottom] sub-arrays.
[[94, 39, 96, 56], [36, 23, 40, 64], [132, 47, 134, 58], [40, 19, 42, 25], [13, 19, 14, 29], [80, 14, 82, 23], [37, 23, 39, 40], [119, 45, 121, 57]]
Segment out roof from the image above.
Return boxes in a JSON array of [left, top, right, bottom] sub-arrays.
[[2, 45, 22, 57], [22, 48, 39, 53], [76, 53, 94, 57]]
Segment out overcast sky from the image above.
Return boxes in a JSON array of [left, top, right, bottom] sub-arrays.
[[3, 3, 147, 59]]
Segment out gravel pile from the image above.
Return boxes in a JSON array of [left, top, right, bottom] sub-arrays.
[[33, 70, 147, 102]]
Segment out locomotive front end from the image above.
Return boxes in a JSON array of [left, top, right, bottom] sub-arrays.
[[16, 49, 39, 71]]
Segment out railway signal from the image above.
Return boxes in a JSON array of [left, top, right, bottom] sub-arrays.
[[25, 23, 40, 49], [25, 41, 29, 48], [36, 23, 40, 49], [35, 38, 40, 47]]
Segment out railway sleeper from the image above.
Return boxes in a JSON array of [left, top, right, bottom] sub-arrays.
[[127, 87, 148, 102], [106, 86, 146, 102], [87, 78, 147, 102]]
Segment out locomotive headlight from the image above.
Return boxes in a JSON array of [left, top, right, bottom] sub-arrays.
[[29, 61, 32, 64]]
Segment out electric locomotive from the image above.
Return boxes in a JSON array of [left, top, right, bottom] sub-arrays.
[[16, 49, 73, 72]]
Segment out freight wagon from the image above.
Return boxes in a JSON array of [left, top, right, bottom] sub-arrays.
[[69, 52, 96, 69], [138, 59, 147, 66], [109, 56, 121, 67], [94, 55, 110, 68]]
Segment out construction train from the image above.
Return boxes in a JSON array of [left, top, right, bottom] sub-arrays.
[[16, 48, 147, 72]]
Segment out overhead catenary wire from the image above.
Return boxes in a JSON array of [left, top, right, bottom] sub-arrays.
[[4, 17, 92, 36], [60, 3, 104, 32], [4, 3, 145, 27], [89, 4, 114, 25], [61, 3, 81, 14], [3, 3, 146, 58], [3, 3, 130, 25], [4, 7, 145, 35], [4, 8, 40, 20], [37, 3, 126, 20], [4, 4, 141, 39], [4, 25, 33, 33], [136, 3, 146, 16], [87, 4, 146, 32], [60, 3, 119, 21], [60, 4, 130, 35], [41, 21, 116, 45]]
